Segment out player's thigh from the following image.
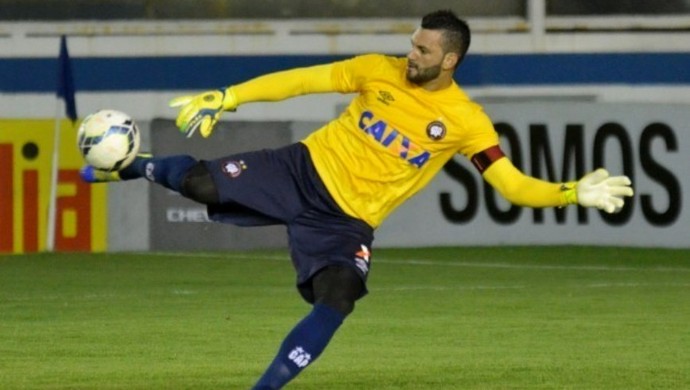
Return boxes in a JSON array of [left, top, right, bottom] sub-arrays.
[[203, 145, 308, 222]]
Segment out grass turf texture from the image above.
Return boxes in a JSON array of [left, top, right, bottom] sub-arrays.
[[1, 247, 689, 389]]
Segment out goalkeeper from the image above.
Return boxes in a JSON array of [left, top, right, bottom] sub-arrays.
[[81, 9, 633, 389]]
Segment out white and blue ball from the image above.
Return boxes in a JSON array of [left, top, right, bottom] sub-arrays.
[[77, 109, 140, 171]]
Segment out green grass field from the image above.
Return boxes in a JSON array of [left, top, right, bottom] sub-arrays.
[[1, 247, 689, 389]]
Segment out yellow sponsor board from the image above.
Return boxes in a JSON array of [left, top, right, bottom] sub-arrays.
[[0, 119, 106, 253]]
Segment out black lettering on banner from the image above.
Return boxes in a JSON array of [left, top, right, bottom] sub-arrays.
[[484, 123, 522, 224], [562, 125, 588, 223], [530, 124, 558, 224], [639, 123, 681, 226], [593, 123, 634, 225], [529, 124, 588, 224], [440, 158, 478, 223], [440, 119, 681, 228]]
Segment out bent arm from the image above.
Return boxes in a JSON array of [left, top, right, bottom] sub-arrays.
[[482, 157, 576, 208]]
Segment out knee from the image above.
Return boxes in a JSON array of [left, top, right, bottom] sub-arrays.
[[181, 162, 220, 204], [312, 265, 363, 317], [317, 294, 356, 317]]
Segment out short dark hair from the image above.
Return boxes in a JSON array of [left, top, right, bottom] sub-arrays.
[[421, 10, 471, 66]]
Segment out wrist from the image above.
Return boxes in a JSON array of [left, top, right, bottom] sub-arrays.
[[221, 86, 238, 111], [560, 181, 578, 205]]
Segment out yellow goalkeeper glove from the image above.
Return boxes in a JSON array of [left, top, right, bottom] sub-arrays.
[[168, 87, 238, 138], [562, 168, 634, 213]]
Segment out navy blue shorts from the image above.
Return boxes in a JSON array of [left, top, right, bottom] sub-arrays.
[[203, 142, 373, 302]]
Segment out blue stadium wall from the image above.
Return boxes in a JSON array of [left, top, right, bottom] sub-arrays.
[[2, 53, 689, 93]]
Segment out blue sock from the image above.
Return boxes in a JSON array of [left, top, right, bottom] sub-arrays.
[[253, 304, 345, 390], [120, 155, 196, 193]]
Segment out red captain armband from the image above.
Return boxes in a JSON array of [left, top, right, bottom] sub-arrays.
[[470, 145, 505, 174]]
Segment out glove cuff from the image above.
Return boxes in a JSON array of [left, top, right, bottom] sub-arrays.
[[560, 181, 578, 205], [221, 86, 239, 111]]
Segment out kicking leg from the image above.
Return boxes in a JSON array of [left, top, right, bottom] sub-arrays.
[[82, 155, 219, 204], [253, 265, 363, 390]]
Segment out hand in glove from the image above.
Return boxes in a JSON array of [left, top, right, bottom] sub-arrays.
[[563, 169, 634, 213], [169, 87, 238, 138]]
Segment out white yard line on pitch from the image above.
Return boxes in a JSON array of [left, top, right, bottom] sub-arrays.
[[373, 283, 690, 292], [377, 259, 690, 273], [147, 252, 690, 273], [583, 282, 690, 288], [374, 285, 527, 292]]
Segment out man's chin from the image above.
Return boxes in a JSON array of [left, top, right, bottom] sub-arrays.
[[406, 72, 420, 84], [406, 75, 424, 85]]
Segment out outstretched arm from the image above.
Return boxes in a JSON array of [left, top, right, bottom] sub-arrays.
[[231, 64, 335, 104], [169, 64, 335, 137], [478, 148, 633, 213], [482, 157, 571, 208]]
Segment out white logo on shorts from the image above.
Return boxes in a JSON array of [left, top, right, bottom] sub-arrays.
[[354, 244, 371, 274]]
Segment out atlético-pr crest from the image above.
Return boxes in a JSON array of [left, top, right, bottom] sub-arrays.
[[426, 121, 446, 141]]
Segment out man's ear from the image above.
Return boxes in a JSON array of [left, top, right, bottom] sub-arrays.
[[443, 52, 460, 70]]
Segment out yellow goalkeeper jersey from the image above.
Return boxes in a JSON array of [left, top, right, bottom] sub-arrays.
[[301, 54, 499, 228]]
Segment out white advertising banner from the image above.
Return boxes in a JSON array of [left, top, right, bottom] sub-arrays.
[[376, 103, 687, 248]]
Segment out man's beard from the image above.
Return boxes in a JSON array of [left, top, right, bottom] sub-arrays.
[[406, 62, 442, 85]]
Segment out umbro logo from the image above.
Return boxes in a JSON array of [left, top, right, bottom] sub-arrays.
[[377, 90, 395, 105]]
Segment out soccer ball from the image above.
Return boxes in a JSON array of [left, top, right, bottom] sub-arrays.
[[77, 109, 141, 171]]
